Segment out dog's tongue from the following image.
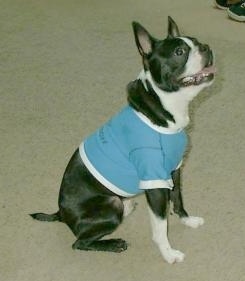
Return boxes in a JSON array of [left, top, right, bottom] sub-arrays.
[[194, 65, 216, 77]]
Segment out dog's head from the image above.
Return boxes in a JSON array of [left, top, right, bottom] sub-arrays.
[[132, 17, 215, 93]]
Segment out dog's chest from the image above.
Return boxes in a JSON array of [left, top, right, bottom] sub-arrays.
[[159, 91, 191, 131]]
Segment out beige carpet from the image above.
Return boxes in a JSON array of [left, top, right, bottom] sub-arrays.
[[1, 0, 245, 280]]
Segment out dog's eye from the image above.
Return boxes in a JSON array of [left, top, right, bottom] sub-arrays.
[[175, 48, 185, 56]]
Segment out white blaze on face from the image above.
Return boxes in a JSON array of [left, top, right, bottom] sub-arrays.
[[179, 37, 204, 78]]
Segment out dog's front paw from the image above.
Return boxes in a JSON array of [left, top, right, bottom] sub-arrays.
[[181, 216, 204, 228], [162, 248, 185, 264]]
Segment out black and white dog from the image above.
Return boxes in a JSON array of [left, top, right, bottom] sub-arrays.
[[31, 17, 215, 264]]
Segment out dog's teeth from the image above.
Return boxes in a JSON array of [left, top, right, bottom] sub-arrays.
[[196, 76, 201, 83], [182, 77, 194, 83], [181, 73, 210, 87], [182, 77, 189, 82]]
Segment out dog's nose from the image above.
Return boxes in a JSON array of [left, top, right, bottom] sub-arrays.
[[199, 44, 209, 53]]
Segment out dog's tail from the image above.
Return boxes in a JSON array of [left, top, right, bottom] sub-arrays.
[[29, 211, 61, 222]]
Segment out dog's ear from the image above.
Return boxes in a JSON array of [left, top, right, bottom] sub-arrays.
[[132, 22, 153, 56], [168, 16, 180, 38]]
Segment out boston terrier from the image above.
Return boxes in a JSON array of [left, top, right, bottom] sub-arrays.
[[30, 17, 215, 264]]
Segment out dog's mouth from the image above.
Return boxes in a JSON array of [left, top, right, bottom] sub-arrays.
[[179, 65, 216, 87]]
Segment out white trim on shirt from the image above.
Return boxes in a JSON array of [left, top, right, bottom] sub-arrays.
[[79, 141, 182, 197], [139, 179, 174, 190]]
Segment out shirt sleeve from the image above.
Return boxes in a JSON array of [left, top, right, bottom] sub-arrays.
[[129, 147, 174, 190]]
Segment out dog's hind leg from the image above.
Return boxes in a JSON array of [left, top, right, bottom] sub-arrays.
[[70, 196, 127, 253], [73, 238, 127, 253], [171, 169, 204, 228]]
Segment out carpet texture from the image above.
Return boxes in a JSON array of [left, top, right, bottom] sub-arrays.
[[1, 1, 245, 280]]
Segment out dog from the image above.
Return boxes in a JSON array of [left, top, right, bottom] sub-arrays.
[[30, 17, 215, 264]]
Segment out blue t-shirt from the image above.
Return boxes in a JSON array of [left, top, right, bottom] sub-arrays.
[[79, 106, 188, 197]]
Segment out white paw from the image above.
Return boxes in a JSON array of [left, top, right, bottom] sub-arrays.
[[181, 216, 204, 228], [162, 248, 185, 264]]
